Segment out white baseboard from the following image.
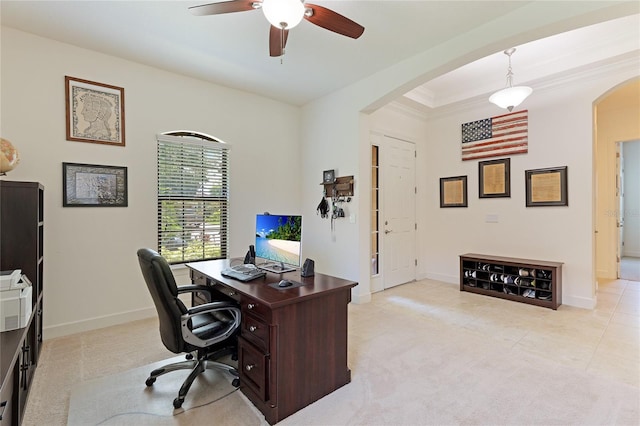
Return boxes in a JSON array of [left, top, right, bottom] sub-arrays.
[[352, 290, 372, 304], [423, 271, 458, 284], [562, 295, 596, 310], [622, 251, 640, 258], [44, 307, 156, 340]]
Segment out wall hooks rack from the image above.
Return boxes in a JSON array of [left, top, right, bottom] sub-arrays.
[[321, 175, 354, 198], [320, 174, 354, 228]]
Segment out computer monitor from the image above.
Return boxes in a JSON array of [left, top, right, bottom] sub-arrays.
[[255, 214, 302, 273]]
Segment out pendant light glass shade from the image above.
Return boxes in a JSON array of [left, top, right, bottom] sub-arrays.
[[489, 86, 532, 112], [262, 0, 305, 29], [489, 48, 531, 111]]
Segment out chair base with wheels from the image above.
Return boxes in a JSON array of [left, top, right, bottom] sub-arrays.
[[145, 348, 240, 409]]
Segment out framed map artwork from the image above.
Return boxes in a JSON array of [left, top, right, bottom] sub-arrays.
[[479, 158, 510, 198], [62, 162, 128, 207], [440, 175, 468, 208], [65, 76, 125, 146], [525, 166, 568, 207]]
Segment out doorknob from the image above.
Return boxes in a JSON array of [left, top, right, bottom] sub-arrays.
[[385, 230, 391, 234]]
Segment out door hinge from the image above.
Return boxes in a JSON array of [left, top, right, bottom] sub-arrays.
[[415, 259, 418, 266], [415, 223, 417, 230], [414, 187, 417, 194], [414, 151, 417, 158]]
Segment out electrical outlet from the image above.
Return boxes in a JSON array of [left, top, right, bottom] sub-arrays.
[[485, 214, 499, 223]]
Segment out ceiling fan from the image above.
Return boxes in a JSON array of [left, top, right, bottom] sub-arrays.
[[189, 0, 365, 57]]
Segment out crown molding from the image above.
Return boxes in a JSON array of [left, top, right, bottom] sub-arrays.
[[392, 50, 640, 121]]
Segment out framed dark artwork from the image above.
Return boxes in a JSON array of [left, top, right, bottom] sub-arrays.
[[63, 162, 128, 207], [65, 76, 125, 146], [526, 166, 568, 207], [323, 169, 336, 184], [479, 158, 510, 198], [440, 175, 468, 208]]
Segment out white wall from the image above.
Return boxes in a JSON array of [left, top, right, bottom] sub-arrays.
[[300, 3, 639, 305], [1, 28, 302, 338], [418, 67, 638, 308], [1, 3, 637, 337]]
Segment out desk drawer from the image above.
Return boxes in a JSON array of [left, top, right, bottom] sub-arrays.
[[190, 270, 208, 286], [211, 283, 241, 303], [242, 313, 269, 351], [241, 298, 270, 322], [238, 337, 268, 402]]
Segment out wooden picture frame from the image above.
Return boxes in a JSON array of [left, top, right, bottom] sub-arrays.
[[479, 158, 510, 198], [440, 175, 468, 208], [526, 166, 568, 207], [63, 162, 128, 207], [65, 76, 125, 146]]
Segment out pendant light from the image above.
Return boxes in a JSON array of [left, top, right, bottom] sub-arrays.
[[489, 48, 532, 112]]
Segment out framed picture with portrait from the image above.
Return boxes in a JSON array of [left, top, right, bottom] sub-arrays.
[[65, 76, 125, 146]]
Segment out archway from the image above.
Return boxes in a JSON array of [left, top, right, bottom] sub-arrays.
[[594, 78, 640, 285]]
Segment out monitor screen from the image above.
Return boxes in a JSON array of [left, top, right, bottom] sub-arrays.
[[255, 214, 302, 268]]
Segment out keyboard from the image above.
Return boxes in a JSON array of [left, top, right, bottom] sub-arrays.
[[221, 264, 266, 282]]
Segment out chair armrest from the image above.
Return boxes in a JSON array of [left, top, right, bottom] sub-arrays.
[[188, 300, 238, 316], [177, 284, 212, 295], [181, 301, 241, 348]]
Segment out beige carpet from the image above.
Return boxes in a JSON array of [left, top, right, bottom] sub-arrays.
[[30, 278, 639, 425], [68, 310, 639, 425]]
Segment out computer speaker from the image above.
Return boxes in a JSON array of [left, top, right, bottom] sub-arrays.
[[244, 245, 256, 264], [301, 258, 315, 277]]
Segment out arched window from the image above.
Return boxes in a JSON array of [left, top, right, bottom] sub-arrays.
[[156, 131, 229, 264]]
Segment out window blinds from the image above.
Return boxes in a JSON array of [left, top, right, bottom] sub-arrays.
[[157, 134, 229, 264]]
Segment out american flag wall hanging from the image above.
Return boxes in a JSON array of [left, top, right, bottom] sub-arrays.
[[461, 110, 528, 161]]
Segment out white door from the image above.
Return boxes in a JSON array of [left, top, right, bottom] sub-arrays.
[[382, 136, 416, 288], [616, 143, 624, 278]]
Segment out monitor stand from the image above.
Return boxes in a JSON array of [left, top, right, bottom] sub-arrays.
[[258, 261, 297, 274]]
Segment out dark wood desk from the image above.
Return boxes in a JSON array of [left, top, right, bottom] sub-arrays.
[[186, 260, 358, 425]]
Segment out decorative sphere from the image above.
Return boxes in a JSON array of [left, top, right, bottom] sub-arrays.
[[0, 138, 20, 174]]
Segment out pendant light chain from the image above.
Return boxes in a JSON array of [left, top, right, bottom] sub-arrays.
[[505, 48, 516, 88]]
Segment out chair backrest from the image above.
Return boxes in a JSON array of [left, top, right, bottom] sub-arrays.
[[137, 248, 187, 354]]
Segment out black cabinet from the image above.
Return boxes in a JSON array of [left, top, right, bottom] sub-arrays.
[[0, 181, 44, 425], [460, 253, 562, 310]]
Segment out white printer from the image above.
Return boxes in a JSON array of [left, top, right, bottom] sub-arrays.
[[0, 270, 33, 332]]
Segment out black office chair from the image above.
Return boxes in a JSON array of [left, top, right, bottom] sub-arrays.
[[137, 248, 241, 409]]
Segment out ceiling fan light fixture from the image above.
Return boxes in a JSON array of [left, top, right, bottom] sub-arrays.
[[489, 48, 532, 112], [262, 0, 305, 29]]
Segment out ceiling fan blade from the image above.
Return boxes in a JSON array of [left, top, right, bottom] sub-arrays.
[[189, 0, 258, 16], [269, 25, 289, 57], [304, 4, 364, 39]]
